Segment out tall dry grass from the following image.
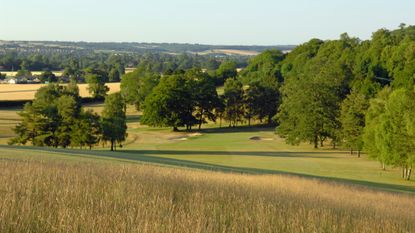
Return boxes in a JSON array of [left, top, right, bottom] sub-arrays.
[[0, 157, 414, 233]]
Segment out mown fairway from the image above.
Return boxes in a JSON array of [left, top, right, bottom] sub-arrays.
[[0, 83, 121, 101], [0, 147, 414, 233]]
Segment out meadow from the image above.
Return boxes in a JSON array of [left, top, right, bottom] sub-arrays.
[[0, 147, 414, 233]]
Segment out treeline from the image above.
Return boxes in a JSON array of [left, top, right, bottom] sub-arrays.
[[121, 25, 415, 180], [121, 50, 283, 130], [275, 24, 415, 180], [0, 40, 294, 55], [10, 84, 127, 151], [0, 51, 248, 75]]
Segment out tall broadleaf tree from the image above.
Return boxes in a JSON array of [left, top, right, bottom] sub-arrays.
[[102, 93, 127, 151]]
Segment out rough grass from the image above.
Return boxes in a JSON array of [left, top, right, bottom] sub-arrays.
[[0, 148, 414, 233], [0, 83, 120, 101]]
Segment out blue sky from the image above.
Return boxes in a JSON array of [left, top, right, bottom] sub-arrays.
[[1, 0, 414, 45]]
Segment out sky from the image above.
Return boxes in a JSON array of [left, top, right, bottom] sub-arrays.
[[1, 0, 415, 45]]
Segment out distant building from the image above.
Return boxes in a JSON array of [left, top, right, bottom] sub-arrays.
[[8, 77, 26, 84]]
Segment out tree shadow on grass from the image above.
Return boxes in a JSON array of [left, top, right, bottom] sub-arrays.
[[198, 126, 276, 134], [1, 145, 414, 194], [120, 149, 347, 159], [126, 114, 141, 123]]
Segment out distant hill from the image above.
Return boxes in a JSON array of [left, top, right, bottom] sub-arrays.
[[0, 40, 295, 56]]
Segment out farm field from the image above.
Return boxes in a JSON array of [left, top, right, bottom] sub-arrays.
[[1, 104, 414, 194], [0, 146, 414, 232], [0, 82, 121, 101], [195, 49, 260, 56]]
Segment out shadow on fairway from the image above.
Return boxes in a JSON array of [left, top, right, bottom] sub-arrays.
[[120, 149, 347, 159], [1, 145, 414, 194], [198, 126, 276, 134]]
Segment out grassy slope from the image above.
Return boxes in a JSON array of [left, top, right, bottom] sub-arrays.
[[1, 148, 414, 232]]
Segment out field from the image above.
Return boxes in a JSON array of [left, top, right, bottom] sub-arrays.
[[0, 147, 414, 232], [0, 83, 121, 101], [195, 49, 260, 56]]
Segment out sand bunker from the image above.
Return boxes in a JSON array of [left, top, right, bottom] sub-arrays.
[[171, 137, 188, 141], [170, 132, 203, 141], [249, 136, 274, 141], [188, 133, 202, 137]]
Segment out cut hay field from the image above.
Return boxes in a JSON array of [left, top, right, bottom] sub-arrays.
[[0, 147, 414, 232], [196, 49, 260, 56], [0, 82, 121, 101]]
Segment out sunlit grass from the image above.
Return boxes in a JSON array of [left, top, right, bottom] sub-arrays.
[[0, 148, 414, 233]]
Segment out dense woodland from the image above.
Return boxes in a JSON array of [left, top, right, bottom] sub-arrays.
[[10, 25, 415, 180]]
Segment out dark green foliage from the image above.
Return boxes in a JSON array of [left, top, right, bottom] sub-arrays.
[[39, 71, 57, 83], [141, 74, 195, 131], [277, 37, 357, 148], [141, 69, 221, 130], [244, 79, 279, 125], [186, 69, 220, 129], [120, 69, 160, 110], [340, 91, 369, 156], [241, 49, 284, 84], [85, 73, 109, 99], [108, 67, 121, 82], [10, 84, 102, 149], [223, 78, 244, 127], [215, 60, 237, 85], [71, 110, 102, 150], [15, 69, 32, 78], [102, 93, 127, 151]]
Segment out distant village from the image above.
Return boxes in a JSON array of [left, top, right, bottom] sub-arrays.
[[0, 66, 67, 84]]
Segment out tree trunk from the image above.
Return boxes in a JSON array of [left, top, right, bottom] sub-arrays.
[[382, 163, 386, 171], [173, 127, 179, 132], [407, 167, 412, 180], [110, 140, 114, 151], [313, 134, 318, 149], [350, 148, 353, 155], [357, 150, 361, 158], [248, 117, 251, 127], [199, 110, 203, 130]]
